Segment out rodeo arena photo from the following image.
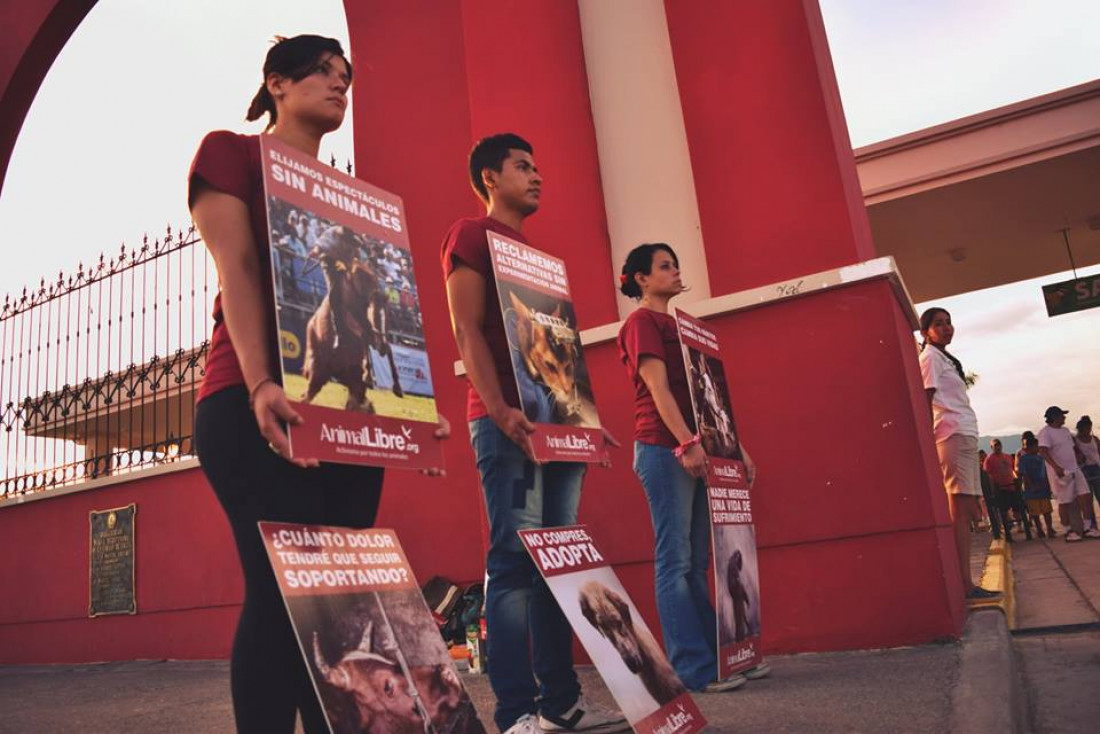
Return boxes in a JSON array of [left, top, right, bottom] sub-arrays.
[[2, 2, 1100, 734]]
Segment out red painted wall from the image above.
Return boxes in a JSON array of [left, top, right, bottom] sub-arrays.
[[0, 467, 241, 663], [0, 0, 964, 665]]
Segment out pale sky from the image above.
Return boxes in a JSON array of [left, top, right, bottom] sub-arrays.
[[1, 0, 1097, 438]]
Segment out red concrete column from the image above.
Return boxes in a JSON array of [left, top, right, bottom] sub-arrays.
[[662, 0, 965, 646], [664, 0, 876, 294], [344, 1, 615, 582]]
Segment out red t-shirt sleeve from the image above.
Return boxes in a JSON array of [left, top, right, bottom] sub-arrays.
[[621, 312, 668, 370], [188, 130, 251, 210], [441, 219, 491, 279]]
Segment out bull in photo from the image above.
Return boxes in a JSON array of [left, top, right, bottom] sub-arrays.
[[303, 225, 404, 413]]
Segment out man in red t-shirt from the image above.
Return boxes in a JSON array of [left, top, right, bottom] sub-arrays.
[[984, 438, 1031, 541], [441, 134, 626, 734]]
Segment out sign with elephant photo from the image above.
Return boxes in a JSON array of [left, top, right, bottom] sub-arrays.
[[259, 522, 487, 734], [519, 526, 706, 734], [674, 310, 763, 679], [487, 232, 606, 463], [259, 136, 440, 469]]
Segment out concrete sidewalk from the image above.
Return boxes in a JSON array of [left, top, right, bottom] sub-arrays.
[[1006, 531, 1100, 734], [0, 534, 1036, 734], [0, 643, 961, 734]]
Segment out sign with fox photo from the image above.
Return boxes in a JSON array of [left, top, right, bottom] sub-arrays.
[[259, 522, 487, 734], [674, 309, 764, 679], [519, 526, 707, 734], [259, 136, 441, 469], [486, 232, 606, 463]]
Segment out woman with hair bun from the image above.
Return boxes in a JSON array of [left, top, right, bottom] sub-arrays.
[[615, 243, 766, 695], [918, 307, 998, 599], [189, 35, 448, 732]]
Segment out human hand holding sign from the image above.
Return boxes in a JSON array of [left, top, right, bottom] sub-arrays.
[[252, 380, 320, 469], [421, 413, 452, 477], [493, 405, 539, 463]]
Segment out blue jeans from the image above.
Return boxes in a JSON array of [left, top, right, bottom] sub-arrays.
[[634, 441, 717, 690], [470, 417, 585, 730]]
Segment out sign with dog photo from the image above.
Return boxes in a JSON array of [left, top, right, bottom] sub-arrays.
[[487, 232, 606, 463], [259, 136, 441, 469], [674, 310, 764, 679], [259, 522, 487, 734], [519, 526, 707, 734]]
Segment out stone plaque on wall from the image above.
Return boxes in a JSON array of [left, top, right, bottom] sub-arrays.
[[89, 504, 136, 617]]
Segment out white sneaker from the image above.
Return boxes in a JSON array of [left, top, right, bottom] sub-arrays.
[[539, 697, 630, 733], [505, 714, 544, 734], [743, 660, 771, 680], [1085, 528, 1100, 539], [702, 673, 748, 692], [1066, 531, 1083, 542]]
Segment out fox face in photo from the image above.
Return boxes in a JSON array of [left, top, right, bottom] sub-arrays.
[[509, 291, 579, 412]]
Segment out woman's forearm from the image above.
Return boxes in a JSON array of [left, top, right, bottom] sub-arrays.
[[217, 256, 278, 390]]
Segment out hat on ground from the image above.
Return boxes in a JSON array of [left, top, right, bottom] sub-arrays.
[[1044, 406, 1069, 421]]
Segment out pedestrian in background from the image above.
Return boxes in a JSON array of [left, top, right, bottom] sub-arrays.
[[986, 439, 1031, 542], [1017, 437, 1056, 538], [1037, 407, 1098, 542], [977, 449, 1003, 540], [1074, 416, 1100, 511]]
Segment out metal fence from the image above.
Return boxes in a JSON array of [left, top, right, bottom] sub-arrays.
[[0, 225, 214, 498]]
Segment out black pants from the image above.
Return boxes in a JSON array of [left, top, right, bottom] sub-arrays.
[[195, 386, 384, 734], [995, 487, 1031, 539]]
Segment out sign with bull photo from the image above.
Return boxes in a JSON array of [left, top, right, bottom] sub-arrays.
[[260, 136, 440, 469], [519, 526, 706, 734], [487, 232, 606, 463], [675, 310, 764, 679], [260, 522, 487, 734]]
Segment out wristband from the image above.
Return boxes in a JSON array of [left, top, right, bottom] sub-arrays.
[[248, 377, 277, 409], [673, 434, 701, 458]]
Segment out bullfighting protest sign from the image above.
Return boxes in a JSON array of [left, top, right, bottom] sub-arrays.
[[487, 232, 606, 463], [675, 310, 763, 679], [260, 522, 486, 734], [260, 136, 440, 469], [519, 526, 706, 734]]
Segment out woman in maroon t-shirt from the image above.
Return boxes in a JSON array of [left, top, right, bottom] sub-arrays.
[[189, 36, 446, 734], [616, 243, 762, 693]]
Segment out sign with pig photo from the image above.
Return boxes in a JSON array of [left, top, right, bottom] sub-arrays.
[[259, 522, 486, 734]]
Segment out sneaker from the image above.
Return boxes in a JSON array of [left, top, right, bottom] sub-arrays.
[[1085, 528, 1100, 539], [505, 714, 544, 734], [539, 697, 629, 733], [703, 674, 748, 693], [966, 587, 1002, 599], [1065, 532, 1083, 543], [743, 661, 771, 680]]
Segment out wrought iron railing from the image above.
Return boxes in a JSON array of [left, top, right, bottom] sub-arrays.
[[0, 225, 214, 498]]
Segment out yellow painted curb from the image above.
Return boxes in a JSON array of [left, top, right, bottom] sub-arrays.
[[972, 538, 1015, 627]]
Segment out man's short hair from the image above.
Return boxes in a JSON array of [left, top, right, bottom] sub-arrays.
[[468, 133, 533, 204], [1025, 437, 1039, 448]]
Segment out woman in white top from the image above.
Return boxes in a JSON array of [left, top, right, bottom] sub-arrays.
[[918, 308, 998, 599], [1074, 415, 1100, 514]]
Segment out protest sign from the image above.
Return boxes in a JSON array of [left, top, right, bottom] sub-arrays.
[[260, 136, 440, 469], [488, 232, 605, 462], [675, 310, 763, 679], [519, 526, 706, 734], [259, 522, 486, 734]]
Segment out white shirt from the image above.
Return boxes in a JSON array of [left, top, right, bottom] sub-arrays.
[[918, 345, 979, 442], [1038, 425, 1080, 472], [1075, 435, 1100, 467]]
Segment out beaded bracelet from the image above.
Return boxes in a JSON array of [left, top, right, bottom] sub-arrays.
[[673, 434, 701, 458]]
